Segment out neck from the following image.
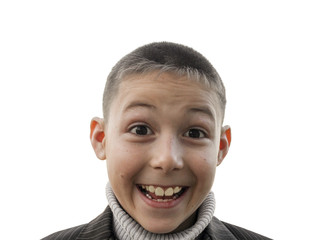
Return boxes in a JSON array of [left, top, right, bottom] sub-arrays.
[[106, 183, 216, 240]]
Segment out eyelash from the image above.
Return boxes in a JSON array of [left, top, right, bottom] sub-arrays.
[[129, 124, 207, 139]]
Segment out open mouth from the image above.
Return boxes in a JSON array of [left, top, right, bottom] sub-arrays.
[[137, 184, 188, 202]]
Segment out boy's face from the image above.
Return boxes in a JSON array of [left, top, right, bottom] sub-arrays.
[[91, 72, 230, 233]]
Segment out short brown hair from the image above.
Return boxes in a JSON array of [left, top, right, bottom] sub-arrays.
[[103, 42, 226, 122]]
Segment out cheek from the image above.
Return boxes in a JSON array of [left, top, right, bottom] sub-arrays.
[[106, 140, 145, 183], [196, 159, 216, 181], [188, 150, 218, 186]]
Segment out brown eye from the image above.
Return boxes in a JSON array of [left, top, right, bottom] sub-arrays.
[[184, 129, 206, 138], [130, 125, 153, 135]]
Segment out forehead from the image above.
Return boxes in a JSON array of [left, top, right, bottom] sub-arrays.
[[110, 72, 223, 123]]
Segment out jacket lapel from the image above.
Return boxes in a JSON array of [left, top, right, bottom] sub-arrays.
[[201, 216, 237, 240], [77, 206, 116, 240]]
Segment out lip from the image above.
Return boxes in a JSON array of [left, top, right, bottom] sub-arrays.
[[137, 183, 186, 188], [136, 185, 189, 209]]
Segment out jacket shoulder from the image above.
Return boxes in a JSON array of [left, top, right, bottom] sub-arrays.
[[41, 224, 86, 240], [41, 207, 115, 240], [221, 221, 273, 240]]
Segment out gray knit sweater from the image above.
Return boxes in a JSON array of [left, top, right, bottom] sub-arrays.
[[106, 183, 216, 240]]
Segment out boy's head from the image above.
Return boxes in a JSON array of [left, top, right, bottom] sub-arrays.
[[90, 42, 231, 234]]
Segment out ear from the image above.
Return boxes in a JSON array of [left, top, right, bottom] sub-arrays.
[[90, 117, 106, 160], [217, 125, 231, 166]]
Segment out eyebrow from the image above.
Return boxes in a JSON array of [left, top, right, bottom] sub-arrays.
[[123, 101, 215, 121], [188, 107, 215, 121], [123, 101, 157, 112]]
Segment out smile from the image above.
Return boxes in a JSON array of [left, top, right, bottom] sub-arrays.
[[137, 184, 188, 202]]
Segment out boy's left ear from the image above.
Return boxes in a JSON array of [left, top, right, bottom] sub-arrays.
[[217, 125, 231, 166]]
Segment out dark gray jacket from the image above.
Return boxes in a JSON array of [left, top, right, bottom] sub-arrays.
[[42, 207, 272, 240]]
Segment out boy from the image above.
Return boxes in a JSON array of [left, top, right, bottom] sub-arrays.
[[42, 42, 272, 240]]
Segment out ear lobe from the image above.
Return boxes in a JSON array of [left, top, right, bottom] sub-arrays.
[[90, 117, 106, 160], [218, 125, 231, 166]]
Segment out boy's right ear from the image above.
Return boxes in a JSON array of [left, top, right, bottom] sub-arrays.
[[90, 117, 106, 160]]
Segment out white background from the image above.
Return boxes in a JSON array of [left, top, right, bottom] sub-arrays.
[[1, 1, 316, 239]]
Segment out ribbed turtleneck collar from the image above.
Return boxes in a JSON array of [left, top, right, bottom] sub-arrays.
[[106, 183, 215, 240]]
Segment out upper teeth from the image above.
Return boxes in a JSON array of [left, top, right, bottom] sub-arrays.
[[142, 185, 182, 197]]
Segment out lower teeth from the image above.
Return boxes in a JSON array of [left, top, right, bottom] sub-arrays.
[[145, 193, 177, 202]]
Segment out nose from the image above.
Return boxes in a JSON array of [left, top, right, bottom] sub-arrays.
[[149, 135, 184, 173]]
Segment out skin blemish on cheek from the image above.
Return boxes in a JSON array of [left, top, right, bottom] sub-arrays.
[[198, 154, 208, 162]]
